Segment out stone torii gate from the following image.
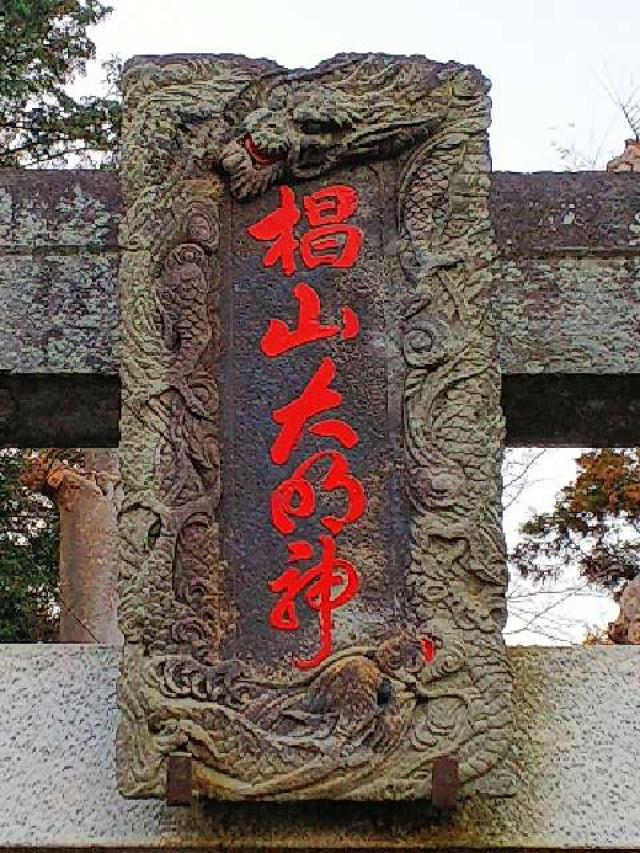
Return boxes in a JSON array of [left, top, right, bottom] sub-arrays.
[[3, 170, 640, 448], [1, 52, 640, 848]]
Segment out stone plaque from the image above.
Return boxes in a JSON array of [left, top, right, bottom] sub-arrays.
[[117, 53, 513, 801]]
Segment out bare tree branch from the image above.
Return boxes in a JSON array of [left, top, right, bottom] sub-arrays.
[[502, 448, 547, 510]]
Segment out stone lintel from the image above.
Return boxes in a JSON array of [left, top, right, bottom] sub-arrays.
[[5, 372, 640, 448], [0, 374, 120, 446], [502, 373, 640, 446], [1, 170, 640, 447]]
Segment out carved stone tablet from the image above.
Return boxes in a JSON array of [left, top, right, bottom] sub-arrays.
[[117, 53, 513, 802]]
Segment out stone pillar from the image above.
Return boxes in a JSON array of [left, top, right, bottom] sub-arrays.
[[587, 138, 639, 648], [23, 449, 123, 645]]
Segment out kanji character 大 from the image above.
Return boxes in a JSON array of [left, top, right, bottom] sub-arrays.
[[270, 357, 358, 466]]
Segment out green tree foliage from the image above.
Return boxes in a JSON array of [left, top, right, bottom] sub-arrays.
[[0, 450, 59, 641], [0, 0, 121, 167], [511, 448, 640, 630]]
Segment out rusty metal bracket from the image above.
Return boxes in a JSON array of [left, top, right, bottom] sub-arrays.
[[431, 755, 459, 811], [166, 752, 193, 806]]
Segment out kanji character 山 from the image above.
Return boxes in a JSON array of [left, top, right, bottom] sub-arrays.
[[261, 282, 359, 357]]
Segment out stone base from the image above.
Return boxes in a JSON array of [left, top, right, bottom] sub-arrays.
[[0, 645, 638, 848]]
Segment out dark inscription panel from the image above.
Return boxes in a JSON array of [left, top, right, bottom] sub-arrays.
[[220, 164, 409, 672]]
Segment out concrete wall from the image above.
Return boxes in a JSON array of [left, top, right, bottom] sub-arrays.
[[1, 645, 638, 849]]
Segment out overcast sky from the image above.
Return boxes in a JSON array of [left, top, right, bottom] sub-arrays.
[[79, 0, 640, 171], [78, 0, 632, 642]]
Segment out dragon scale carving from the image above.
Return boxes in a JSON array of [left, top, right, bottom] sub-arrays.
[[117, 54, 513, 801]]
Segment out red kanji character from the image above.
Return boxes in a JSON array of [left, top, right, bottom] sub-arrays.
[[300, 185, 363, 270], [260, 282, 359, 357], [268, 534, 360, 670], [271, 449, 366, 537], [247, 184, 363, 275], [270, 357, 358, 465], [304, 185, 358, 224], [247, 185, 300, 276], [421, 637, 438, 664]]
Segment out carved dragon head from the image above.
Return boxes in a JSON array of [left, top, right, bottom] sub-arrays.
[[219, 56, 448, 198]]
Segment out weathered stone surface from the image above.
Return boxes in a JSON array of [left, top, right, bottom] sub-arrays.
[[22, 448, 123, 645], [608, 139, 640, 172], [2, 170, 639, 447], [0, 170, 120, 375], [491, 172, 640, 377], [3, 171, 640, 378], [0, 644, 638, 848], [492, 171, 640, 254], [609, 575, 640, 644], [116, 52, 511, 802]]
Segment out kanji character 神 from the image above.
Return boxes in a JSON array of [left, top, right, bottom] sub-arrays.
[[268, 534, 360, 670]]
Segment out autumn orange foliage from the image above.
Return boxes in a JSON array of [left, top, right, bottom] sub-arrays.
[[512, 448, 640, 642]]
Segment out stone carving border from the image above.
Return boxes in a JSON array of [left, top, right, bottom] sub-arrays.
[[117, 53, 513, 801]]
